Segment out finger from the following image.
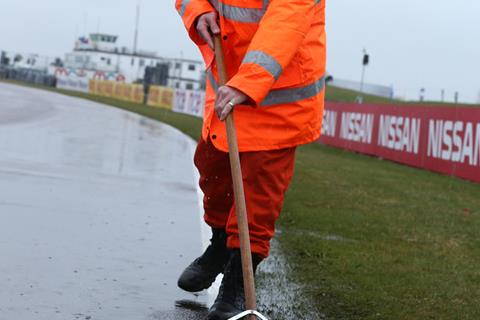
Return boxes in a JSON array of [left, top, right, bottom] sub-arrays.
[[205, 34, 214, 49], [206, 13, 221, 35], [215, 99, 226, 118], [215, 98, 229, 119], [215, 86, 237, 117], [217, 97, 235, 121], [214, 87, 225, 106], [216, 95, 231, 112], [215, 92, 232, 116], [215, 105, 224, 119], [220, 102, 234, 121], [214, 95, 223, 118], [215, 100, 225, 120], [197, 23, 213, 49]]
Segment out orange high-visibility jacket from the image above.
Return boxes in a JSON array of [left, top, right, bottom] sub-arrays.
[[176, 0, 326, 152]]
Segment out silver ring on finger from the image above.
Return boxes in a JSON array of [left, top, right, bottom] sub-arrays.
[[227, 100, 235, 108]]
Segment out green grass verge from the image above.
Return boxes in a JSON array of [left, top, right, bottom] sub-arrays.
[[3, 79, 480, 319], [325, 85, 394, 104], [280, 144, 480, 319]]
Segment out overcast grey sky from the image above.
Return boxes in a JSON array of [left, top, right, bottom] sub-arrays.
[[0, 0, 478, 103]]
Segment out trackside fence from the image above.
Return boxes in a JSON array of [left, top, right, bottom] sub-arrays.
[[319, 102, 480, 184], [85, 79, 206, 118]]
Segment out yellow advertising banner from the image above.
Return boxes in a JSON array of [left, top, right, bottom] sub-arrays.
[[113, 82, 125, 100], [88, 79, 99, 95], [103, 81, 115, 98], [123, 83, 133, 101], [97, 80, 107, 96], [88, 80, 159, 107], [89, 79, 116, 98], [88, 80, 204, 118], [147, 86, 174, 110], [131, 84, 144, 104]]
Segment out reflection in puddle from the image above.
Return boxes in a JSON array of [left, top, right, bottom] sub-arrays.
[[149, 300, 208, 320]]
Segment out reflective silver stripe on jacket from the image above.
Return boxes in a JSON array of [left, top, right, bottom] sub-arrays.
[[207, 70, 219, 92], [178, 0, 191, 16], [242, 51, 282, 80], [261, 76, 325, 106], [208, 0, 268, 23], [207, 70, 325, 106], [207, 0, 320, 23]]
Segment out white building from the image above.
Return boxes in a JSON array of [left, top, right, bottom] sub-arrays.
[[0, 50, 59, 71], [63, 33, 205, 90]]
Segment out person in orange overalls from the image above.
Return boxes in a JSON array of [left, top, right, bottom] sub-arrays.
[[175, 1, 326, 319]]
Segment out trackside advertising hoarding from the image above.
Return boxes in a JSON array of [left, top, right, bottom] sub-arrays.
[[319, 103, 480, 183]]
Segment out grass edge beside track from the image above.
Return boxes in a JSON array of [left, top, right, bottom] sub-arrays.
[[3, 80, 480, 319]]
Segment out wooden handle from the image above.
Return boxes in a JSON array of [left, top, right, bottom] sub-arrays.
[[214, 35, 257, 319]]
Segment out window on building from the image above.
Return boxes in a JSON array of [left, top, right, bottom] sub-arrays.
[[188, 64, 196, 71], [139, 59, 145, 67], [175, 63, 181, 69], [131, 58, 135, 66], [107, 58, 111, 66], [175, 82, 180, 89], [186, 83, 194, 90]]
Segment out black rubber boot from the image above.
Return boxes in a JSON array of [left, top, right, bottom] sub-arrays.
[[207, 250, 263, 320], [177, 228, 229, 292]]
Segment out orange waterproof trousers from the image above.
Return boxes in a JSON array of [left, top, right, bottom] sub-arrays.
[[194, 137, 296, 259]]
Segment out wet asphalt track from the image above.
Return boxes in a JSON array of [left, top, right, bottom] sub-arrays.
[[0, 83, 211, 320]]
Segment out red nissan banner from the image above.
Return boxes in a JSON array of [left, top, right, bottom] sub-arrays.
[[319, 102, 480, 184]]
